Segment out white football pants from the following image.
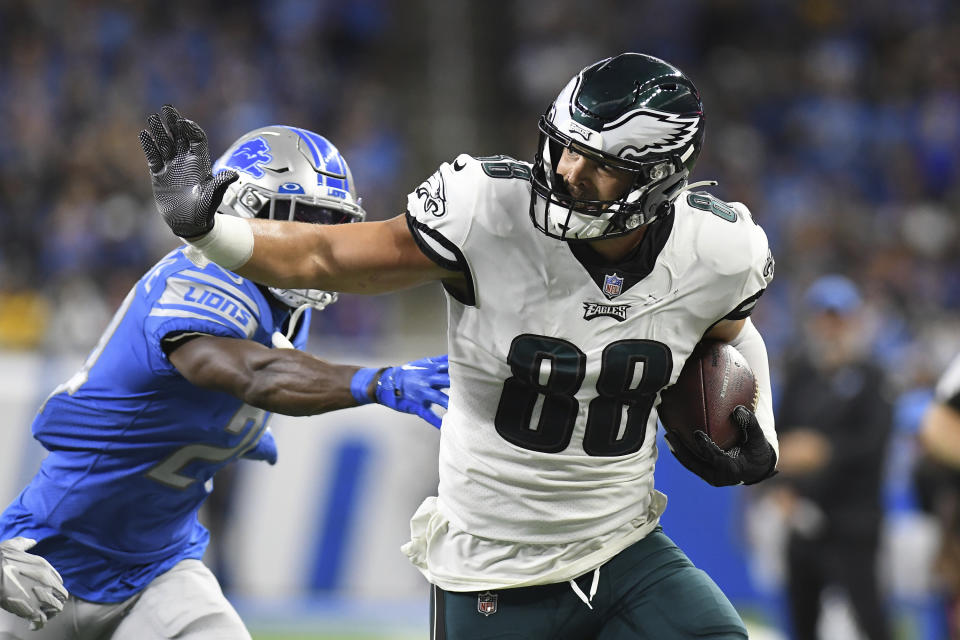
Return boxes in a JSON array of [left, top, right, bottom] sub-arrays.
[[0, 559, 250, 639]]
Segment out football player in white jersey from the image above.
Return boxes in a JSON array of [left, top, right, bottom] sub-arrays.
[[142, 53, 779, 639]]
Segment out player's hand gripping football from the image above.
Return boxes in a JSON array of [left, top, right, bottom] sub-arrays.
[[0, 537, 69, 630], [350, 355, 451, 428], [665, 405, 777, 487], [139, 105, 238, 238]]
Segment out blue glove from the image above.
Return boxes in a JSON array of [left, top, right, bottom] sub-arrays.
[[351, 355, 450, 428], [241, 427, 278, 465]]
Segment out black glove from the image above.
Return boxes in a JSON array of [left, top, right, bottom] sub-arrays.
[[138, 105, 238, 238], [664, 405, 777, 487]]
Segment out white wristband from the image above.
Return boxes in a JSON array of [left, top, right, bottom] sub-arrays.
[[186, 214, 255, 271]]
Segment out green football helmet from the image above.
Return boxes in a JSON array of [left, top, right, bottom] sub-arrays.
[[530, 53, 705, 241]]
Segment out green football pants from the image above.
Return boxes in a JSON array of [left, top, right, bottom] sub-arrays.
[[430, 527, 747, 640]]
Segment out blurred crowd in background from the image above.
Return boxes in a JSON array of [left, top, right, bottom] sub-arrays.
[[1, 0, 960, 635], [1, 0, 958, 377]]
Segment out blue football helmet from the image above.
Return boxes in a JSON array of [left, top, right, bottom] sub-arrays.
[[213, 126, 365, 310]]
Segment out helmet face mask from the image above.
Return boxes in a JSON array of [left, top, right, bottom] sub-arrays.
[[234, 183, 361, 225], [213, 126, 366, 310], [530, 53, 704, 242]]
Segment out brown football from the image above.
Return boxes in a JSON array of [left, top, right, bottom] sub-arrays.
[[658, 340, 758, 451]]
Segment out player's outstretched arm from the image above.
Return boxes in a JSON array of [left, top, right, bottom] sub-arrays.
[[168, 335, 449, 427], [0, 538, 69, 630], [140, 106, 457, 295]]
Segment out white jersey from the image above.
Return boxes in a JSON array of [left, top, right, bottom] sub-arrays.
[[403, 154, 773, 590]]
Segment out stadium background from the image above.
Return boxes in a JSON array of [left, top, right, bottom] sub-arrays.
[[1, 0, 959, 638]]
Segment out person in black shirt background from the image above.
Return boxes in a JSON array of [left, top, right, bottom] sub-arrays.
[[772, 275, 894, 640]]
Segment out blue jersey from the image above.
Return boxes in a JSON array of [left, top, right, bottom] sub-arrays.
[[0, 247, 310, 602]]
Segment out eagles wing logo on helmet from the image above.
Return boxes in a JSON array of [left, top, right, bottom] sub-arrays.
[[616, 110, 701, 158], [224, 138, 273, 178]]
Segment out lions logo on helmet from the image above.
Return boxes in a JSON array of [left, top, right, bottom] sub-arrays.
[[530, 53, 705, 241], [225, 138, 273, 178], [213, 126, 366, 311]]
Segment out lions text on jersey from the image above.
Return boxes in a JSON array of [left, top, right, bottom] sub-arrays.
[[403, 154, 773, 590], [0, 247, 309, 602]]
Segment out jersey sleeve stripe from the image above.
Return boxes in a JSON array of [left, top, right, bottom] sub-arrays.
[[148, 307, 255, 338], [406, 213, 477, 306], [159, 331, 211, 357], [723, 289, 765, 320], [156, 277, 259, 336]]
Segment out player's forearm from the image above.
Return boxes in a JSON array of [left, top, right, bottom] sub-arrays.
[[183, 214, 332, 291], [238, 217, 338, 290], [725, 318, 778, 459], [191, 214, 453, 294], [920, 403, 960, 468], [189, 214, 339, 290], [241, 351, 361, 416]]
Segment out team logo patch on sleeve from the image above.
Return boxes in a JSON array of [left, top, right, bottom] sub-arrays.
[[477, 591, 498, 616], [763, 250, 775, 280], [414, 170, 446, 217]]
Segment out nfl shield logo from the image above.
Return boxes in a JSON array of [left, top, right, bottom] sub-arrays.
[[477, 591, 498, 616], [603, 273, 624, 299]]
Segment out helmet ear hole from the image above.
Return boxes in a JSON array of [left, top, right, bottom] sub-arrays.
[[647, 162, 672, 182]]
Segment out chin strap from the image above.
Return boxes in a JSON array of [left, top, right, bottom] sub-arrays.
[[285, 304, 309, 341], [270, 304, 311, 349], [686, 180, 719, 190]]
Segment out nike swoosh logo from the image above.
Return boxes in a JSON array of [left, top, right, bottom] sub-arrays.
[[643, 288, 681, 305], [453, 158, 466, 171]]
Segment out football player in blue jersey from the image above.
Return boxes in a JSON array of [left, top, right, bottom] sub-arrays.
[[0, 124, 449, 639]]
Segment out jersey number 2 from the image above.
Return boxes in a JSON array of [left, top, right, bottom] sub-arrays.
[[146, 405, 268, 489], [494, 335, 672, 456]]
